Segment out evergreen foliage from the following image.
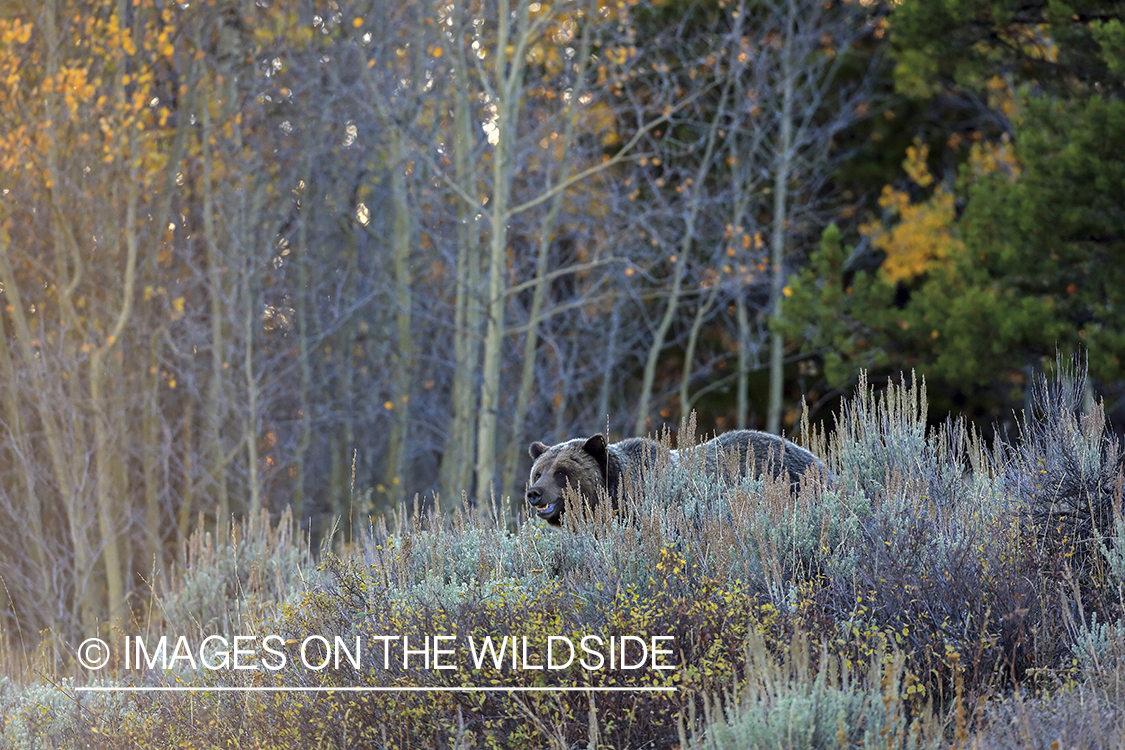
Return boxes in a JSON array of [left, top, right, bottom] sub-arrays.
[[782, 0, 1125, 422]]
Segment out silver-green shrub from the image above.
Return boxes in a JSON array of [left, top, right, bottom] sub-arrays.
[[683, 634, 943, 750]]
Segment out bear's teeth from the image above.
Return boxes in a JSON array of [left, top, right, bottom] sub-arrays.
[[538, 502, 557, 516]]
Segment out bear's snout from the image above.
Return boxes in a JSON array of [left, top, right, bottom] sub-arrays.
[[526, 487, 543, 506]]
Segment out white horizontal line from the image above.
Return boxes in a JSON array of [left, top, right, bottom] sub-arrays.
[[76, 686, 677, 693]]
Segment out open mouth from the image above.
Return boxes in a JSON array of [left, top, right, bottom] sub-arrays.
[[535, 501, 558, 517]]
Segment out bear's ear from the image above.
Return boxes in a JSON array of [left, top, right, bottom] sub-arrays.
[[529, 441, 550, 460], [582, 434, 608, 455], [582, 434, 610, 480]]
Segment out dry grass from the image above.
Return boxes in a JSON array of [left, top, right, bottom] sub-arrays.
[[2, 365, 1124, 748]]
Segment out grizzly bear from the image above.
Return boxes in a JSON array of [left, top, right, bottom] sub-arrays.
[[526, 429, 824, 524]]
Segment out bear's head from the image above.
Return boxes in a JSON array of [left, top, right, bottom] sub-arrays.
[[525, 434, 609, 525]]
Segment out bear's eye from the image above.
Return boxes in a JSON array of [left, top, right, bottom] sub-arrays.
[[553, 469, 568, 488]]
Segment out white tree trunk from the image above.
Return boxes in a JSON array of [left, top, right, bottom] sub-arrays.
[[766, 0, 797, 435]]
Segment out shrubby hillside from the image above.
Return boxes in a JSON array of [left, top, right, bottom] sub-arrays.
[[3, 366, 1124, 749]]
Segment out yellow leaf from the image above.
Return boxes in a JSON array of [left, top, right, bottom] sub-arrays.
[[865, 187, 962, 283], [352, 17, 364, 28], [903, 138, 933, 188]]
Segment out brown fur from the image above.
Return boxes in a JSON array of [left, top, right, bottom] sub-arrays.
[[525, 435, 666, 525], [526, 430, 824, 525]]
